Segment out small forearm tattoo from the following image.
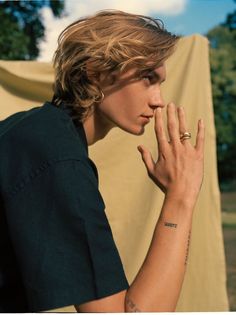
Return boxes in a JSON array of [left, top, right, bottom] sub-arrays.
[[184, 230, 191, 265], [164, 222, 177, 228], [126, 297, 141, 312]]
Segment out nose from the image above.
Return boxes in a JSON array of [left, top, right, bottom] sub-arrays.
[[149, 89, 165, 109]]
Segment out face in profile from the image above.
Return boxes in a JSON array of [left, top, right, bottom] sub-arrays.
[[96, 64, 166, 135]]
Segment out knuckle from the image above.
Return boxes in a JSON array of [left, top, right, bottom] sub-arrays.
[[171, 146, 178, 157], [198, 133, 204, 140], [196, 150, 204, 160], [179, 110, 185, 119], [168, 120, 176, 129], [142, 155, 148, 164], [155, 125, 163, 134]]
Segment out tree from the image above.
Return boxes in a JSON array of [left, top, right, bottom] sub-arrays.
[[207, 8, 236, 189], [0, 0, 64, 60]]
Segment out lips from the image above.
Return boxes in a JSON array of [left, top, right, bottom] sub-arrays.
[[140, 116, 151, 124], [141, 115, 154, 120]]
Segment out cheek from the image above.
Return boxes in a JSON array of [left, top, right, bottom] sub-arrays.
[[115, 86, 145, 115], [99, 82, 148, 133], [101, 90, 135, 118]]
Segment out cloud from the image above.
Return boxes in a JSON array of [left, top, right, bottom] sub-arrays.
[[38, 8, 70, 62], [38, 0, 187, 61], [66, 0, 187, 18]]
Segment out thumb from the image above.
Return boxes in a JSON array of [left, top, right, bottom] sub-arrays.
[[137, 145, 155, 176]]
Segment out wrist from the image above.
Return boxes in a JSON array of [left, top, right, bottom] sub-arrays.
[[165, 185, 200, 206], [158, 196, 194, 227], [163, 187, 199, 218]]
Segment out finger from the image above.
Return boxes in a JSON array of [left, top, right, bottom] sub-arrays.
[[137, 145, 155, 176], [178, 106, 188, 134], [154, 107, 167, 153], [167, 103, 181, 143], [178, 106, 191, 146], [195, 119, 205, 151]]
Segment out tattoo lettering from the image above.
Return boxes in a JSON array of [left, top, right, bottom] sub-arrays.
[[164, 222, 177, 228], [126, 297, 141, 312], [184, 230, 191, 265]]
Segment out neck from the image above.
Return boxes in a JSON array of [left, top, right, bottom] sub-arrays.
[[82, 109, 114, 145]]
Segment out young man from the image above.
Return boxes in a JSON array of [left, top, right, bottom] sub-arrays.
[[0, 10, 204, 312]]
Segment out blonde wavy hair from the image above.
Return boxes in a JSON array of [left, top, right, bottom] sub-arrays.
[[53, 10, 179, 121]]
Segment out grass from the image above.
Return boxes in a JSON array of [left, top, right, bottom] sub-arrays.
[[221, 191, 236, 213], [222, 211, 236, 228], [221, 191, 236, 311]]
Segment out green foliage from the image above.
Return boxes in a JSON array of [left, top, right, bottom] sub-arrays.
[[207, 11, 236, 186], [0, 0, 64, 60]]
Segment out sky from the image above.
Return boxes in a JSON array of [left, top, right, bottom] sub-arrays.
[[38, 0, 236, 61]]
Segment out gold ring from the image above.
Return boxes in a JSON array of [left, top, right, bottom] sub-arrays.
[[180, 132, 191, 141]]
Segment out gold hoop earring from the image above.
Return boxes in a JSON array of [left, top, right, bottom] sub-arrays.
[[94, 91, 105, 103], [100, 91, 104, 101]]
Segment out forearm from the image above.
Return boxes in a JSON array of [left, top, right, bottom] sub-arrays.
[[125, 193, 195, 312]]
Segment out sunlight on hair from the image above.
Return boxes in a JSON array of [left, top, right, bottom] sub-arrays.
[[38, 0, 187, 62], [52, 10, 179, 121]]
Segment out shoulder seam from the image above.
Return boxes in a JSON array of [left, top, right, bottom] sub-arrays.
[[6, 158, 84, 200]]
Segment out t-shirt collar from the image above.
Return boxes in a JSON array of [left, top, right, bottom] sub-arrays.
[[53, 101, 88, 154]]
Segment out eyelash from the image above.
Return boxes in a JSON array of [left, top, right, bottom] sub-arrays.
[[142, 75, 155, 84]]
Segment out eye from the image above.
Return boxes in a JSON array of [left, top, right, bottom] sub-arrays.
[[142, 74, 156, 84]]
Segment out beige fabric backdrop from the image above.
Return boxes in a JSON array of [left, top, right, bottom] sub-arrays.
[[0, 34, 229, 311]]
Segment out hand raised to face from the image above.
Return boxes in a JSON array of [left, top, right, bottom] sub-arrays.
[[138, 103, 205, 202]]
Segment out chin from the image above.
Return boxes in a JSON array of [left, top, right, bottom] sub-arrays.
[[122, 125, 145, 136], [135, 128, 145, 136]]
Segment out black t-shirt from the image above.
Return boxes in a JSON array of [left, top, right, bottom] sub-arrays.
[[0, 102, 129, 312]]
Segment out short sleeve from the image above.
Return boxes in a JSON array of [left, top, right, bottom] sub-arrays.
[[5, 159, 129, 311]]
